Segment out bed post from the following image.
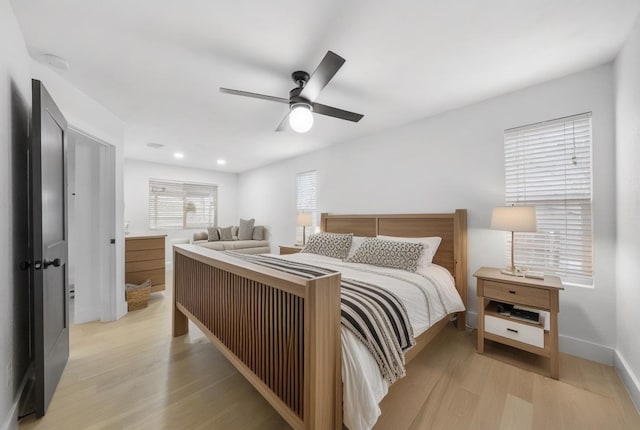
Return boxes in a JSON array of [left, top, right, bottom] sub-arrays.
[[303, 273, 342, 430], [172, 249, 189, 337], [454, 209, 468, 331]]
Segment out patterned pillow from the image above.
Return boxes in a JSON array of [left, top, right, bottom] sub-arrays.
[[345, 238, 425, 272], [206, 227, 220, 242], [301, 232, 353, 259]]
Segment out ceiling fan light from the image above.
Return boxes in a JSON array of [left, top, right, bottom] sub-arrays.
[[289, 104, 313, 133]]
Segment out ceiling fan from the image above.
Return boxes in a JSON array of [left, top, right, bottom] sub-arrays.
[[220, 50, 364, 133]]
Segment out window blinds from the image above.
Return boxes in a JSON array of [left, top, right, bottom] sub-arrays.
[[296, 170, 317, 242], [296, 170, 317, 213], [149, 179, 218, 230], [504, 113, 593, 286]]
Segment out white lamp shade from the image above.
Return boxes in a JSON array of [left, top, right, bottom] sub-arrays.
[[297, 212, 313, 227], [289, 105, 314, 133], [491, 206, 537, 232]]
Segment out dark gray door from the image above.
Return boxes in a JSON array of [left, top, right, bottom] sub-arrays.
[[30, 79, 69, 417]]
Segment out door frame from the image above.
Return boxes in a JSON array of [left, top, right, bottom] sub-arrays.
[[68, 127, 119, 322]]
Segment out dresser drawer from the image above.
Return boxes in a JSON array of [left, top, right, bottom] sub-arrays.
[[125, 237, 165, 251], [483, 280, 550, 309], [485, 315, 544, 348]]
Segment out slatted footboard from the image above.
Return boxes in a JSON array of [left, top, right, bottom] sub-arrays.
[[172, 245, 342, 430]]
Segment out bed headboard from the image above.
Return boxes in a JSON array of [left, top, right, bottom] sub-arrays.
[[320, 210, 468, 309]]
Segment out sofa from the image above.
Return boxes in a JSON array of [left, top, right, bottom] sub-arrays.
[[191, 220, 270, 254]]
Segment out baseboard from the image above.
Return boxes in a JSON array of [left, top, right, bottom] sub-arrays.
[[1, 369, 31, 430], [1, 398, 19, 430], [466, 311, 614, 365], [615, 350, 640, 414], [559, 334, 614, 365], [73, 306, 101, 324]]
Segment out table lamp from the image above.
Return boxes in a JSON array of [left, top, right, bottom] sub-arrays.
[[491, 206, 537, 276], [297, 212, 313, 245]]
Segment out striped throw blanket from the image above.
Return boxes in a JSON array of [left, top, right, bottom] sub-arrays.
[[225, 252, 415, 384]]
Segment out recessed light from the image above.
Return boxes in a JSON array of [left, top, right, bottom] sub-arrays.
[[173, 152, 184, 159], [36, 53, 70, 70], [147, 142, 164, 149], [217, 159, 226, 165]]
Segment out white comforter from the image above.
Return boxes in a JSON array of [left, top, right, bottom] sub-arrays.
[[274, 253, 465, 430]]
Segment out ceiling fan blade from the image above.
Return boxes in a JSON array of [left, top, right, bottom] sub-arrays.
[[299, 51, 345, 102], [312, 103, 364, 122], [220, 87, 289, 104], [276, 112, 290, 132]]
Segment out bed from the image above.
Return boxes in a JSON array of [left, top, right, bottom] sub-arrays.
[[172, 210, 468, 430]]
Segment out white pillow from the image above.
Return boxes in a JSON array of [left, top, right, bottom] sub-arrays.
[[346, 236, 368, 259], [376, 235, 442, 272]]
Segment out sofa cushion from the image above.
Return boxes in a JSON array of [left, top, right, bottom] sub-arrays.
[[252, 225, 265, 240], [222, 240, 270, 250], [207, 227, 220, 241], [193, 231, 208, 242], [238, 218, 255, 240], [196, 241, 226, 251]]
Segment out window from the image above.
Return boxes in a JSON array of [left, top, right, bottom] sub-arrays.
[[149, 179, 218, 230], [504, 113, 593, 286], [296, 170, 317, 243]]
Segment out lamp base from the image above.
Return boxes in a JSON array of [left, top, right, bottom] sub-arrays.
[[500, 267, 527, 277]]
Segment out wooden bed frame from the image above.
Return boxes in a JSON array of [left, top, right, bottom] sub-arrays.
[[172, 210, 467, 430]]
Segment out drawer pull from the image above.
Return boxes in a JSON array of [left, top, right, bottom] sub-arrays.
[[509, 290, 516, 294], [507, 328, 519, 333]]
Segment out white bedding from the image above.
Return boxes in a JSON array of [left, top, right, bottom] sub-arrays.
[[274, 252, 465, 430]]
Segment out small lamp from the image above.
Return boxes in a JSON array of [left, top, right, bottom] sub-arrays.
[[297, 212, 313, 245], [491, 206, 537, 276]]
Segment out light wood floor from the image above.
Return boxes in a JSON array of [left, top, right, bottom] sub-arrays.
[[20, 277, 640, 430]]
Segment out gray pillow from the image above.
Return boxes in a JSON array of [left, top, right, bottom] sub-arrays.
[[207, 227, 220, 242], [252, 225, 265, 240], [238, 218, 255, 240], [301, 232, 353, 259], [220, 226, 233, 241], [345, 238, 425, 272], [231, 225, 239, 240]]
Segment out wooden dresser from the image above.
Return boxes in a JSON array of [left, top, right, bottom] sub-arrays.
[[125, 235, 166, 292]]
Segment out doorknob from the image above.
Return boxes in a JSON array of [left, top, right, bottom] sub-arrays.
[[43, 258, 61, 269]]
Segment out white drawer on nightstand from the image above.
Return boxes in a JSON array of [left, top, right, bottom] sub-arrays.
[[484, 315, 544, 348]]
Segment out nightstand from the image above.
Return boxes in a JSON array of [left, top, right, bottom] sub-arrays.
[[474, 267, 564, 379], [279, 245, 304, 255]]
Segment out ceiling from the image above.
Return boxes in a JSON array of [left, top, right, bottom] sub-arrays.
[[12, 0, 640, 172]]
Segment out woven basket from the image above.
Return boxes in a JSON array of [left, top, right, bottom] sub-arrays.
[[126, 280, 152, 311]]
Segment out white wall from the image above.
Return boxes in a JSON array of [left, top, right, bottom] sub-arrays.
[[239, 64, 617, 364], [0, 1, 31, 429], [123, 158, 239, 266], [615, 15, 640, 411], [30, 61, 128, 319]]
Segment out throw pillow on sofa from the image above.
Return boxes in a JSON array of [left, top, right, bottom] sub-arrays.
[[239, 218, 255, 240], [220, 226, 234, 241], [207, 227, 220, 241], [252, 225, 265, 240]]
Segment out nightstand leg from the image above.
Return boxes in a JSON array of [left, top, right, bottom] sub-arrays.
[[550, 292, 560, 379], [477, 297, 485, 354]]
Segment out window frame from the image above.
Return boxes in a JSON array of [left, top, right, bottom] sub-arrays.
[[296, 170, 317, 243], [503, 112, 594, 287], [148, 179, 218, 231]]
